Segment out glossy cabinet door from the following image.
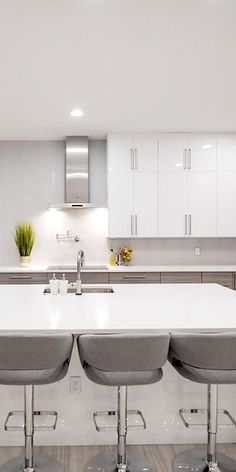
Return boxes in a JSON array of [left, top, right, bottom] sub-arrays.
[[133, 172, 158, 237], [108, 171, 133, 237], [108, 137, 158, 237], [202, 272, 233, 290], [0, 273, 47, 284], [187, 137, 216, 172], [188, 172, 217, 237], [159, 138, 188, 172], [159, 172, 187, 237], [108, 138, 133, 172], [217, 136, 236, 171], [161, 272, 201, 284], [217, 172, 236, 236], [109, 272, 161, 284], [133, 138, 158, 172]]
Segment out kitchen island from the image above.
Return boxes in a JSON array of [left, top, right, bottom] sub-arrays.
[[0, 282, 236, 448], [0, 282, 236, 332]]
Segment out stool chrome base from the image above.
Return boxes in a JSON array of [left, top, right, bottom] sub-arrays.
[[85, 451, 154, 472], [173, 449, 236, 472], [0, 453, 64, 472]]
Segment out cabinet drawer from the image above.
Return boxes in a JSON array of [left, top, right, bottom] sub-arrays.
[[46, 272, 109, 284], [161, 272, 201, 284], [109, 272, 161, 284], [202, 272, 234, 290], [0, 273, 47, 284]]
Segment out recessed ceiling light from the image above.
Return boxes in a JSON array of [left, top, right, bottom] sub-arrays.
[[202, 144, 213, 149], [70, 109, 84, 117]]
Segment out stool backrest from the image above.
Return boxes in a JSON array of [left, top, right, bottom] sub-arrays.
[[170, 332, 236, 370], [78, 333, 170, 371], [0, 334, 73, 370]]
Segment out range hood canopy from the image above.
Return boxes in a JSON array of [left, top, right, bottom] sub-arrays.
[[49, 136, 106, 209]]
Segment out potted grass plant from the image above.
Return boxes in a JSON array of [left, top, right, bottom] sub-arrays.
[[14, 221, 35, 267]]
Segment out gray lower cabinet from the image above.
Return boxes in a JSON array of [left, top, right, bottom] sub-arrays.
[[46, 272, 109, 284], [109, 272, 161, 284], [161, 272, 201, 284], [0, 272, 47, 284], [202, 272, 234, 290]]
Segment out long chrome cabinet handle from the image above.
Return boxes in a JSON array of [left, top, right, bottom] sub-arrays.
[[130, 215, 134, 236], [134, 148, 138, 170], [130, 149, 134, 170], [188, 149, 191, 170], [184, 214, 188, 236], [9, 276, 32, 280], [183, 149, 187, 170], [123, 275, 146, 279], [135, 214, 138, 235], [188, 214, 192, 235]]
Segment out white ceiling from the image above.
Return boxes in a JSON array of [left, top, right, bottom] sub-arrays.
[[0, 0, 235, 140]]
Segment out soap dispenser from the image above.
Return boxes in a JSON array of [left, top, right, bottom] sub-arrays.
[[59, 273, 68, 295], [49, 273, 59, 295]]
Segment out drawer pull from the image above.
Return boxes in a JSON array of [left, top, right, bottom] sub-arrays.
[[123, 275, 146, 280], [9, 276, 33, 280]]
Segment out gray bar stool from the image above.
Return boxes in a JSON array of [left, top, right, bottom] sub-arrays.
[[78, 333, 170, 472], [0, 334, 73, 472], [169, 332, 236, 472]]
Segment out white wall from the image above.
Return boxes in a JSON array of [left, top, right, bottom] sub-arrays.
[[0, 141, 109, 266]]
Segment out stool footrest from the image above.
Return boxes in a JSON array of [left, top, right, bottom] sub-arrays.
[[4, 410, 58, 431], [179, 408, 236, 429], [93, 409, 146, 432]]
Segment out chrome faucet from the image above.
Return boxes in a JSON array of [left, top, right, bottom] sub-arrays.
[[76, 249, 85, 295]]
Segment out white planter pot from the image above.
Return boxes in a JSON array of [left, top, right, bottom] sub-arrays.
[[20, 256, 31, 267]]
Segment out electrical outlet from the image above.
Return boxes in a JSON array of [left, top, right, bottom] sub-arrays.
[[194, 247, 201, 256], [70, 376, 81, 394]]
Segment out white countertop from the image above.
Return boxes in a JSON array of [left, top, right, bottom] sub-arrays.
[[1, 264, 236, 273], [0, 283, 236, 333], [107, 265, 236, 272]]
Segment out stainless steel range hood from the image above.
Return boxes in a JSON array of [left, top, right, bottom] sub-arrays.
[[49, 136, 106, 209]]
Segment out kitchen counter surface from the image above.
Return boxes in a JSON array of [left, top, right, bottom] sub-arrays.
[[107, 264, 236, 272], [1, 264, 236, 273], [0, 283, 236, 333]]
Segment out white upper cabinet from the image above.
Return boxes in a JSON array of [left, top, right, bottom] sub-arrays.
[[188, 173, 217, 237], [133, 138, 157, 171], [159, 138, 188, 172], [217, 172, 236, 237], [108, 138, 133, 172], [159, 172, 187, 237], [108, 137, 157, 173], [217, 136, 236, 171], [159, 136, 217, 172], [108, 172, 133, 238], [187, 137, 216, 172], [107, 136, 158, 237], [133, 172, 158, 237], [107, 133, 236, 239]]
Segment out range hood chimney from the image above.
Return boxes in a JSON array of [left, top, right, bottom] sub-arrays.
[[49, 136, 106, 209]]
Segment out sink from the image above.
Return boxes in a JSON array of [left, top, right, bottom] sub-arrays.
[[43, 286, 114, 294], [47, 265, 108, 271]]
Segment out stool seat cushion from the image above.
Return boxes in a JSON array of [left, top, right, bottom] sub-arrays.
[[84, 364, 163, 386], [78, 333, 169, 387], [0, 361, 69, 386], [0, 334, 73, 370], [0, 334, 73, 386], [78, 333, 170, 371], [169, 333, 236, 370], [171, 359, 236, 384], [169, 332, 236, 385]]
